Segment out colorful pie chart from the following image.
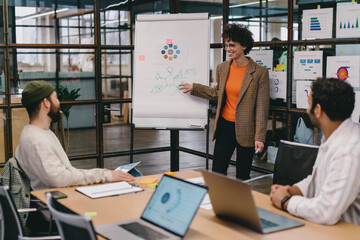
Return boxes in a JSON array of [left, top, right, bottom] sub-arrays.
[[336, 67, 350, 81]]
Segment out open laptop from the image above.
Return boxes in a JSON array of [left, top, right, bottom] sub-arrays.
[[201, 170, 304, 234], [95, 174, 208, 240], [115, 161, 141, 173]]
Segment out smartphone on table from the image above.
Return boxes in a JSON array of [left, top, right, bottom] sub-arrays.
[[46, 190, 68, 200]]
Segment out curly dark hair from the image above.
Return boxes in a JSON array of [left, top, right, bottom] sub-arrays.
[[311, 78, 355, 121], [222, 23, 254, 55]]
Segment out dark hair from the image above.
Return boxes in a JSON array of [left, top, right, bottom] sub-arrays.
[[25, 95, 51, 119], [222, 23, 254, 55], [311, 78, 355, 121]]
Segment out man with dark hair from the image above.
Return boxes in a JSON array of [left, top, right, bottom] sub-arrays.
[[270, 78, 360, 225], [16, 80, 134, 190]]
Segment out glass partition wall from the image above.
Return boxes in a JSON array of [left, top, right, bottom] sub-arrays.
[[1, 0, 132, 168], [3, 0, 353, 173]]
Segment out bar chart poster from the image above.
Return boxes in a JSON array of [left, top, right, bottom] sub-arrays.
[[296, 80, 313, 109], [336, 4, 360, 38], [269, 71, 286, 99], [247, 50, 273, 71], [293, 51, 323, 80], [326, 56, 360, 88], [302, 8, 333, 39]]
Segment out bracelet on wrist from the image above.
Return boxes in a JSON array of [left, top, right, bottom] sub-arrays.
[[281, 195, 291, 211]]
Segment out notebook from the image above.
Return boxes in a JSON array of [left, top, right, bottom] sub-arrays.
[[201, 170, 304, 234], [95, 174, 208, 240], [76, 182, 143, 199]]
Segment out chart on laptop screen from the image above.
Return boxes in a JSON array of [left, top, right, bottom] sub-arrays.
[[141, 176, 207, 236]]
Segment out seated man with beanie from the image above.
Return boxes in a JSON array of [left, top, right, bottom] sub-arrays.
[[16, 80, 135, 190]]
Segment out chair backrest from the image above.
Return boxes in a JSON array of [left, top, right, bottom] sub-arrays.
[[45, 193, 97, 240], [0, 157, 31, 229], [0, 185, 24, 240], [273, 140, 319, 186]]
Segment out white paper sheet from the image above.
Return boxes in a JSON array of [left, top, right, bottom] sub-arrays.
[[336, 4, 360, 38], [200, 194, 212, 210], [133, 13, 209, 128], [326, 56, 360, 87], [185, 177, 212, 209], [302, 8, 333, 39], [269, 71, 287, 99], [185, 177, 205, 185], [76, 182, 143, 199], [294, 51, 323, 80], [248, 50, 273, 71], [296, 80, 313, 109]]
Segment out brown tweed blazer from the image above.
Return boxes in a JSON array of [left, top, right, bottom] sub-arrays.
[[191, 57, 269, 147]]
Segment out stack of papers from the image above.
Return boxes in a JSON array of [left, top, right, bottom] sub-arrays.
[[76, 182, 143, 199], [186, 177, 212, 210]]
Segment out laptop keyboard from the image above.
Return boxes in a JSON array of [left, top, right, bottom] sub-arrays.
[[120, 222, 169, 240], [260, 218, 279, 229]]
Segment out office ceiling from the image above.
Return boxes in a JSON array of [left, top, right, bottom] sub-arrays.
[[180, 0, 290, 7], [5, 0, 292, 9], [4, 0, 292, 18]]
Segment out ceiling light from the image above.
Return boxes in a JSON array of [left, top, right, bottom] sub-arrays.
[[230, 0, 277, 8], [16, 8, 69, 22], [101, 19, 128, 26]]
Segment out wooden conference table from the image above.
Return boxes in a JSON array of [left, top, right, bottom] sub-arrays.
[[31, 170, 360, 240]]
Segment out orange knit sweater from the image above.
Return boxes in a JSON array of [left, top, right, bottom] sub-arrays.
[[221, 62, 248, 122]]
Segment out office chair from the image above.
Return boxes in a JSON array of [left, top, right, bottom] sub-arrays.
[[0, 157, 57, 236], [0, 185, 60, 240], [45, 193, 97, 240], [245, 140, 319, 186], [273, 140, 319, 185]]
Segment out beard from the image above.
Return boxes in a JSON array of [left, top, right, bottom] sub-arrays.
[[48, 100, 62, 123], [307, 111, 319, 129]]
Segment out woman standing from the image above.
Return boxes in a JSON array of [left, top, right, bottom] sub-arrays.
[[179, 23, 269, 180]]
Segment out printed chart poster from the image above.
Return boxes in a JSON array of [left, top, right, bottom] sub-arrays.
[[296, 80, 313, 109], [247, 50, 273, 70], [302, 8, 333, 39], [326, 56, 360, 87], [269, 71, 286, 99], [352, 91, 360, 123], [336, 4, 360, 38], [294, 51, 323, 80]]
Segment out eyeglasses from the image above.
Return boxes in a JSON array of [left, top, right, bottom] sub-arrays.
[[222, 43, 237, 50]]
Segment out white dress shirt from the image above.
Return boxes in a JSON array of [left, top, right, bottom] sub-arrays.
[[287, 119, 360, 225]]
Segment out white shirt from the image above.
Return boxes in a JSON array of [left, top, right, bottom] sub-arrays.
[[287, 119, 360, 225], [15, 124, 112, 190]]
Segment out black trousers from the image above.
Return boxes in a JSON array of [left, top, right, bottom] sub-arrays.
[[212, 116, 254, 180]]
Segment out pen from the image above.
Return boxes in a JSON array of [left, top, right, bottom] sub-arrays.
[[254, 148, 259, 155]]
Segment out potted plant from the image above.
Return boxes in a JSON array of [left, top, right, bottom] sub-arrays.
[[56, 85, 81, 153]]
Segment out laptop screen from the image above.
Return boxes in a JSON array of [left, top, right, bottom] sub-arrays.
[[141, 175, 207, 237]]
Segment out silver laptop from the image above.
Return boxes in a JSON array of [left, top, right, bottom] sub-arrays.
[[95, 174, 208, 240], [201, 170, 304, 234]]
